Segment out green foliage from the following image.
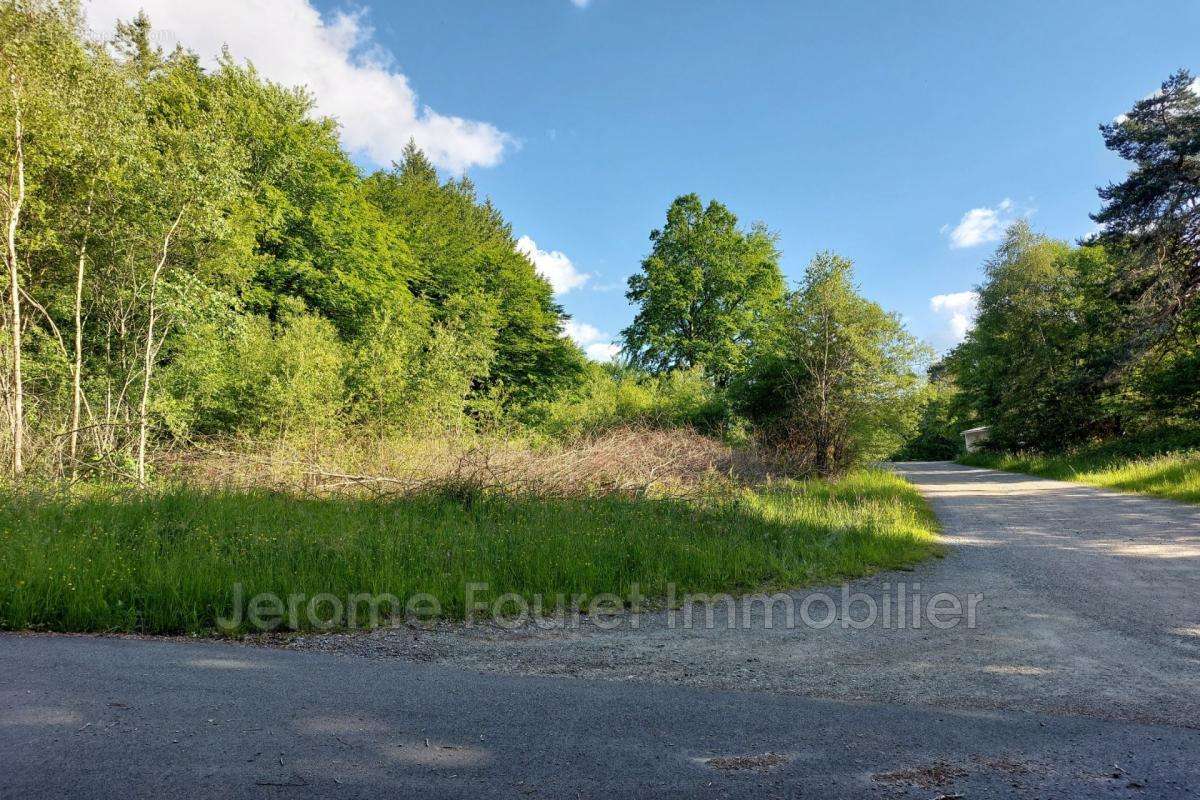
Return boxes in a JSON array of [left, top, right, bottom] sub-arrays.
[[933, 217, 1200, 454], [534, 363, 729, 438], [159, 310, 346, 439], [245, 314, 348, 437], [0, 6, 586, 476], [902, 69, 1200, 463], [1092, 69, 1200, 357], [623, 194, 784, 386], [939, 225, 1124, 450], [346, 299, 497, 437], [733, 253, 928, 474], [1130, 322, 1200, 418], [210, 63, 419, 337], [363, 144, 584, 406], [0, 469, 938, 633], [893, 378, 969, 460]]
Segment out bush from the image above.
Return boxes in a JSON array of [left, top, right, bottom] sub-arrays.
[[159, 311, 346, 439], [345, 304, 496, 437], [533, 364, 729, 438]]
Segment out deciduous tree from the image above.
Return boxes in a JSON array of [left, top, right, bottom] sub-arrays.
[[622, 194, 784, 386], [733, 253, 927, 475]]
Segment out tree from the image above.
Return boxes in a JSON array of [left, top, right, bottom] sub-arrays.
[[941, 223, 1125, 450], [61, 55, 136, 475], [893, 375, 970, 460], [0, 0, 87, 476], [0, 7, 595, 482], [622, 194, 784, 386], [23, 29, 137, 476], [0, 26, 28, 476], [363, 144, 583, 407], [344, 299, 497, 437], [732, 253, 927, 475], [211, 60, 421, 339], [120, 44, 241, 483], [1092, 69, 1200, 367]]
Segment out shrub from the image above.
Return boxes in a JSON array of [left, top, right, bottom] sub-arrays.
[[533, 364, 729, 438], [159, 311, 346, 439]]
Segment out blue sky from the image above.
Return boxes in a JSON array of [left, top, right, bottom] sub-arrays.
[[89, 0, 1200, 357]]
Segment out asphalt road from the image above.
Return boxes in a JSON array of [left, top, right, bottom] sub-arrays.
[[3, 462, 1199, 798], [2, 632, 1198, 799]]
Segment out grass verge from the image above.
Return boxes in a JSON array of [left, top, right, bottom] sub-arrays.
[[960, 450, 1200, 504], [0, 469, 938, 635]]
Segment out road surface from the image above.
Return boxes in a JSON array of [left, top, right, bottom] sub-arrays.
[[2, 462, 1198, 798]]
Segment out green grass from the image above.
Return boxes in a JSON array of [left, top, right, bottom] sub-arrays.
[[0, 469, 938, 635], [960, 449, 1200, 504]]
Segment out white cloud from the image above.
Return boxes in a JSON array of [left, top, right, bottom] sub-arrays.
[[84, 0, 510, 172], [585, 342, 621, 361], [949, 207, 1003, 248], [563, 320, 603, 345], [515, 235, 589, 294], [562, 320, 620, 362], [945, 198, 1030, 249], [930, 291, 979, 343], [570, 0, 593, 7]]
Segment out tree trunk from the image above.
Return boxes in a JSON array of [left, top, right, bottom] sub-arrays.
[[136, 210, 183, 486], [5, 76, 25, 478], [69, 234, 87, 477], [136, 304, 154, 486], [68, 190, 94, 478]]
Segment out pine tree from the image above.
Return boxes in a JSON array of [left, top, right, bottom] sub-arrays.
[[1092, 69, 1200, 360]]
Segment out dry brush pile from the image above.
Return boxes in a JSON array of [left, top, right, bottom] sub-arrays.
[[170, 426, 786, 501]]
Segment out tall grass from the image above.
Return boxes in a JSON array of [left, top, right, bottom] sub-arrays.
[[0, 469, 938, 634], [961, 448, 1200, 504]]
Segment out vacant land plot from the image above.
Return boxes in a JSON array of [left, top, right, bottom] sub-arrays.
[[0, 469, 937, 635]]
